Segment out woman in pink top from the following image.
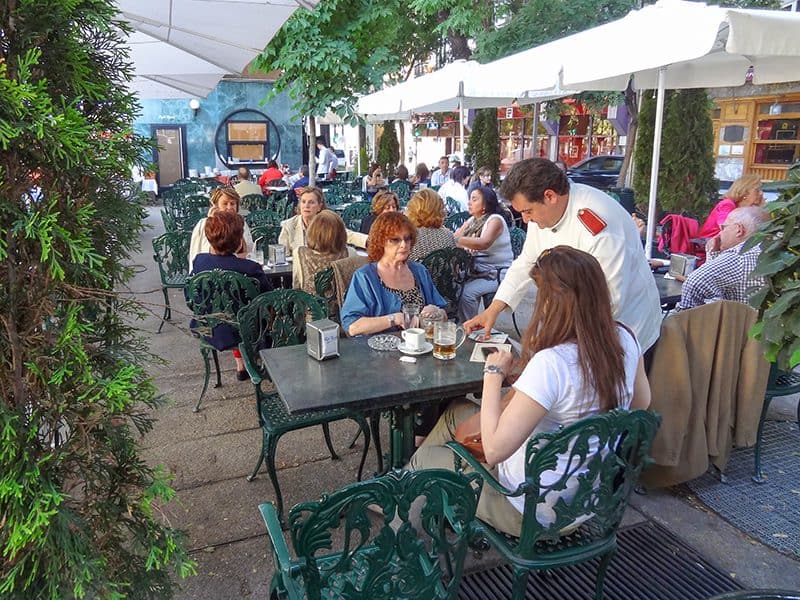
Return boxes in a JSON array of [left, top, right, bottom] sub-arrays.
[[699, 174, 764, 238]]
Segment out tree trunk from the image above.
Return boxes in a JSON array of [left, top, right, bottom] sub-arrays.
[[308, 114, 317, 184], [617, 81, 638, 189], [399, 122, 405, 165], [449, 34, 471, 60]]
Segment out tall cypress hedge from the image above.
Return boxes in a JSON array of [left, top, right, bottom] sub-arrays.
[[0, 2, 194, 597]]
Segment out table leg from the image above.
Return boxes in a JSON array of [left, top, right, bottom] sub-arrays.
[[389, 405, 416, 470]]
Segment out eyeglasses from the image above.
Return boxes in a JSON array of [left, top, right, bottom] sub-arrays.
[[387, 235, 413, 245]]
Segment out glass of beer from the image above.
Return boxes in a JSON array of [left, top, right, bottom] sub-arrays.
[[433, 321, 466, 360]]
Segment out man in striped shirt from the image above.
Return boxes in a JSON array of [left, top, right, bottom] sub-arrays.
[[677, 206, 769, 311]]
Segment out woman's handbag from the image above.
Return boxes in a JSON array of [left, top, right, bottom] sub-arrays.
[[454, 411, 486, 463]]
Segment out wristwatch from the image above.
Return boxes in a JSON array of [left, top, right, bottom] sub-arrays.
[[483, 364, 505, 377], [388, 313, 396, 328]]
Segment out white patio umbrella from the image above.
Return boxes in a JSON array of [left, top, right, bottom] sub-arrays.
[[358, 60, 524, 151], [550, 0, 800, 256], [116, 0, 320, 98]]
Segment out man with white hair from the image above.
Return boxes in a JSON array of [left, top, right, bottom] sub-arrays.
[[233, 167, 262, 197], [676, 205, 769, 311]]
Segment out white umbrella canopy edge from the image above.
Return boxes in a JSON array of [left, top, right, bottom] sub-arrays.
[[553, 0, 800, 258]]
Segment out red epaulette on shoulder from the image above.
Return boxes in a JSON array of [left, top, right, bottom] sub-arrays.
[[577, 208, 607, 236]]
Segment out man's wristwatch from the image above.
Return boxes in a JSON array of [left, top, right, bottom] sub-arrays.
[[483, 364, 505, 377], [388, 313, 396, 328]]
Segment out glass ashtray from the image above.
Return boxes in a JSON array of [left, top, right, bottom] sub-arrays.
[[367, 334, 400, 351]]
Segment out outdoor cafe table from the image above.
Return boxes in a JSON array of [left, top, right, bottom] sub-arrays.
[[654, 274, 683, 308], [260, 336, 484, 469], [261, 261, 292, 289]]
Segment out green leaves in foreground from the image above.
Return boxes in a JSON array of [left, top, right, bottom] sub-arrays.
[[748, 167, 800, 369]]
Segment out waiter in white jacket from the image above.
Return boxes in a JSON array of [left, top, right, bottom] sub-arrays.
[[464, 158, 662, 355]]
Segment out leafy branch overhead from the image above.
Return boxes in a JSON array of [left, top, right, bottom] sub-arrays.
[[255, 0, 441, 123]]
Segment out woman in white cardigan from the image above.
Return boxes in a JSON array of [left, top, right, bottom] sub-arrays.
[[278, 186, 367, 256]]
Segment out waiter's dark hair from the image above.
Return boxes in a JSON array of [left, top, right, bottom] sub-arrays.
[[500, 158, 570, 204]]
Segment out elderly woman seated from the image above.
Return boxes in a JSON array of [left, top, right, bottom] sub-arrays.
[[407, 188, 455, 261], [278, 186, 367, 256], [359, 189, 399, 234], [341, 212, 447, 337], [189, 186, 254, 269], [293, 210, 350, 294], [453, 186, 513, 323], [190, 211, 272, 380]]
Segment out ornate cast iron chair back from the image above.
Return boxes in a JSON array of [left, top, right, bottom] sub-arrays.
[[341, 202, 372, 232], [444, 197, 463, 216], [261, 468, 482, 600], [245, 209, 283, 229], [419, 247, 473, 321], [240, 193, 269, 211], [509, 226, 526, 258], [250, 224, 282, 252], [314, 266, 338, 323], [444, 210, 470, 232], [388, 179, 412, 205], [152, 231, 192, 333]]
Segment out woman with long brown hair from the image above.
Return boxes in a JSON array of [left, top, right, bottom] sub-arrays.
[[408, 245, 651, 536]]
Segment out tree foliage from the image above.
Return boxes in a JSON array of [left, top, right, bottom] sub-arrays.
[[748, 165, 800, 370], [377, 120, 400, 177], [255, 0, 441, 123], [466, 108, 501, 181], [0, 1, 193, 597], [634, 89, 717, 215]]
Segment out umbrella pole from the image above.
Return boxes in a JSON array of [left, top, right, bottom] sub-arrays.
[[645, 67, 666, 260], [459, 98, 465, 160]]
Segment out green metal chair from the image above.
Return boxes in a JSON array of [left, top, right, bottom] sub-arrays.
[[185, 270, 262, 412], [444, 210, 470, 232], [265, 189, 294, 219], [389, 179, 412, 205], [444, 196, 462, 216], [240, 193, 269, 211], [313, 266, 338, 323], [323, 182, 351, 207], [238, 289, 371, 525], [509, 226, 526, 258], [447, 409, 661, 600], [152, 231, 192, 333], [420, 247, 473, 321], [710, 591, 800, 600], [752, 363, 800, 483], [245, 209, 283, 229], [341, 202, 373, 232], [250, 224, 282, 251], [261, 468, 482, 600]]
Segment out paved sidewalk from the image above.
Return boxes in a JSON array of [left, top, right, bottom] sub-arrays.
[[129, 207, 799, 599]]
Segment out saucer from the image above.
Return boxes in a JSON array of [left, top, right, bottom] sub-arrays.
[[398, 341, 433, 356]]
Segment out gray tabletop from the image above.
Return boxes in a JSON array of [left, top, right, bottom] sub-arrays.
[[654, 275, 683, 305], [260, 336, 484, 415]]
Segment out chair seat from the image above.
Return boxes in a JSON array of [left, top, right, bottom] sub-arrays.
[[771, 370, 800, 393], [485, 518, 612, 563], [259, 391, 360, 430], [164, 273, 189, 286]]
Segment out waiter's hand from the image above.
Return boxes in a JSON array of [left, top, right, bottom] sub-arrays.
[[464, 310, 497, 340]]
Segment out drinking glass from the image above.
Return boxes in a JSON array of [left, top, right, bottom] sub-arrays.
[[433, 321, 466, 360], [402, 303, 420, 330], [420, 315, 436, 341], [252, 248, 265, 265]]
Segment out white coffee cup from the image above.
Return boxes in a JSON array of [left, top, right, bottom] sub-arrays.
[[402, 328, 426, 351]]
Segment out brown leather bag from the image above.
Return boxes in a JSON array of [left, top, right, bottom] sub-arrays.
[[454, 411, 486, 463]]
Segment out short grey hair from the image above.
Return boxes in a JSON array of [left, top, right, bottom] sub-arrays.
[[727, 206, 769, 236]]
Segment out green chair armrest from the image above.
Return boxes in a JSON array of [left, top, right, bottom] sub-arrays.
[[238, 342, 262, 386], [258, 502, 304, 600], [446, 441, 530, 498]]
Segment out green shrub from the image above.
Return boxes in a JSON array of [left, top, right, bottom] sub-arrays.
[[748, 164, 800, 369], [0, 2, 194, 597], [377, 120, 400, 178]]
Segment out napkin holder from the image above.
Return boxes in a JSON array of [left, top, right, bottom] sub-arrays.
[[268, 244, 287, 265], [668, 253, 697, 278], [307, 319, 340, 361]]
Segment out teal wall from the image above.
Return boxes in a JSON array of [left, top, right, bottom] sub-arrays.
[[133, 80, 303, 175]]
